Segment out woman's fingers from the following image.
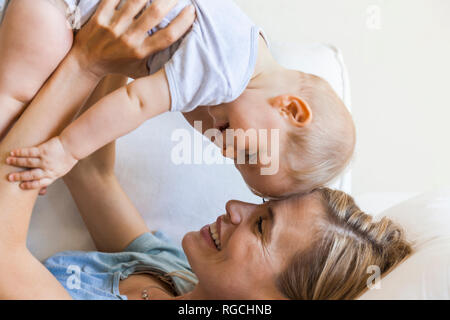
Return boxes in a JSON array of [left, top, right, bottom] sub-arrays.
[[111, 0, 149, 34], [8, 169, 46, 182], [73, 0, 192, 77], [143, 5, 195, 54], [10, 147, 41, 158], [93, 0, 122, 22], [6, 156, 42, 168], [129, 0, 178, 38], [117, 0, 149, 21]]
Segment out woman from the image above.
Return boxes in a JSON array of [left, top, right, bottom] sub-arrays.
[[0, 2, 412, 300]]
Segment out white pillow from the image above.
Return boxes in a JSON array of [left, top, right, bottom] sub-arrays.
[[27, 42, 353, 261], [359, 188, 450, 300]]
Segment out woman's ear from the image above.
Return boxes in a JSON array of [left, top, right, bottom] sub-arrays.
[[270, 95, 312, 127]]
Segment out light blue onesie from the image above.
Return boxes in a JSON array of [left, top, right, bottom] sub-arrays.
[[0, 0, 261, 113]]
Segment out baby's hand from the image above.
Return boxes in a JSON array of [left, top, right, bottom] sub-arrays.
[[6, 137, 78, 190]]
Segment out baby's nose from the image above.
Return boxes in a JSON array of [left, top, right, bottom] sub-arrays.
[[208, 105, 227, 124]]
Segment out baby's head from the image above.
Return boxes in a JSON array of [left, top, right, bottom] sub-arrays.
[[208, 70, 355, 199]]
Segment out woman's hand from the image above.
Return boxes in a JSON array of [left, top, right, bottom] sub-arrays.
[[72, 0, 196, 79]]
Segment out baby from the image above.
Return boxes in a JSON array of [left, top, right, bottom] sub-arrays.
[[3, 0, 355, 198]]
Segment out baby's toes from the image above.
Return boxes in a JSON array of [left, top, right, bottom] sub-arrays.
[[6, 157, 41, 168], [9, 169, 45, 182], [20, 180, 43, 190], [10, 147, 40, 158]]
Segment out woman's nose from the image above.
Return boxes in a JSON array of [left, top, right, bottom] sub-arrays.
[[225, 200, 253, 225]]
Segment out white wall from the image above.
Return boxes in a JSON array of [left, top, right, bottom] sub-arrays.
[[234, 0, 450, 195]]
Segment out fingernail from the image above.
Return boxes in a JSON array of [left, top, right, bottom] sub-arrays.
[[8, 174, 14, 182], [188, 4, 195, 13], [6, 158, 10, 164]]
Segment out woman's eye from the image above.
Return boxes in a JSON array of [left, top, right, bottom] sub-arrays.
[[257, 216, 263, 234]]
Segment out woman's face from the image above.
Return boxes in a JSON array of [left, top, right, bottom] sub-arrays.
[[182, 193, 324, 299]]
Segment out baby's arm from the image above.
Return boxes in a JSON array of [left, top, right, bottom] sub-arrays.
[[6, 69, 171, 189], [60, 68, 171, 160]]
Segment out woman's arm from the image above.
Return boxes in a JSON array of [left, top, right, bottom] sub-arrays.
[[0, 0, 195, 299], [64, 147, 150, 253], [64, 74, 150, 253], [0, 47, 101, 301], [0, 54, 100, 249]]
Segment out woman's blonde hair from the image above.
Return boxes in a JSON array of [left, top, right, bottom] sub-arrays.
[[276, 187, 412, 300]]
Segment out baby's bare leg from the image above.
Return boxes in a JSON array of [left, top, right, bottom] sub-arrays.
[[0, 0, 73, 139]]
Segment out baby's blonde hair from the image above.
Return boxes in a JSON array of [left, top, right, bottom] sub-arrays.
[[276, 188, 412, 300], [285, 72, 355, 195]]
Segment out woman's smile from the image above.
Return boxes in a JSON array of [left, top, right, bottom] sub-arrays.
[[200, 224, 217, 251], [200, 216, 223, 251], [209, 221, 222, 250]]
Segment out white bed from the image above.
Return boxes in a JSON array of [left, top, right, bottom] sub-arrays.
[[356, 189, 450, 300], [26, 41, 449, 299]]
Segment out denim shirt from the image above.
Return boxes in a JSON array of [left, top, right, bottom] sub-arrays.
[[44, 231, 197, 300], [0, 0, 9, 24]]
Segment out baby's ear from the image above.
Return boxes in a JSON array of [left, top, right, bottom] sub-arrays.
[[271, 95, 312, 127]]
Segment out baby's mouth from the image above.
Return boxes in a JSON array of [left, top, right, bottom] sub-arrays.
[[211, 122, 229, 144]]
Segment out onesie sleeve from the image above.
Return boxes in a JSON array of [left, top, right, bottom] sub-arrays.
[[164, 28, 233, 113]]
